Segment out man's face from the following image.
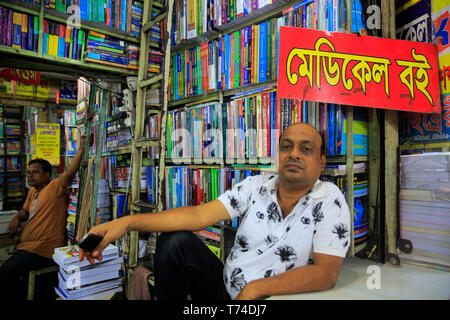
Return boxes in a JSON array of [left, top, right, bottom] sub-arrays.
[[26, 163, 50, 188], [278, 123, 326, 187]]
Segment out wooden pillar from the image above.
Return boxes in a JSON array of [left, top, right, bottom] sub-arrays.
[[381, 0, 399, 263]]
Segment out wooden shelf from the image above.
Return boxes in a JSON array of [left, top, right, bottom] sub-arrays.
[[0, 45, 137, 77], [0, 0, 140, 44], [171, 0, 293, 53]]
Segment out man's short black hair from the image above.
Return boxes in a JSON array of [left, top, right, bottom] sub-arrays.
[[28, 158, 52, 174]]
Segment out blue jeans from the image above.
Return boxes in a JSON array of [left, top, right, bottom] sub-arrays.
[[154, 231, 231, 300]]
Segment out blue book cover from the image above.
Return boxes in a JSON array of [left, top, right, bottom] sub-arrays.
[[27, 15, 33, 51], [80, 0, 87, 20], [71, 28, 78, 59], [87, 0, 92, 21], [121, 0, 127, 32], [218, 36, 223, 91], [328, 104, 335, 156], [87, 39, 124, 51], [42, 31, 48, 54], [258, 21, 267, 83], [224, 34, 231, 90], [58, 32, 65, 57]]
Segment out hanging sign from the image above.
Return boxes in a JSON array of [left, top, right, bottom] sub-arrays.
[[277, 26, 441, 113], [36, 123, 60, 166], [0, 68, 40, 85]]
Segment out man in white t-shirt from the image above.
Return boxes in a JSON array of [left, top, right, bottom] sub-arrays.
[[80, 122, 350, 300]]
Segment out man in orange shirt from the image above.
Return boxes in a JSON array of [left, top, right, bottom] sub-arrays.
[[0, 134, 92, 300]]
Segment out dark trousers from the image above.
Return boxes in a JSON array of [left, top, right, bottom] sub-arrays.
[[154, 231, 231, 300], [0, 250, 55, 300]]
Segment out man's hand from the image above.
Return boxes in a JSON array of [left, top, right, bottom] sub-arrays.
[[79, 134, 94, 148], [8, 216, 21, 235], [234, 281, 266, 300], [79, 216, 131, 264]]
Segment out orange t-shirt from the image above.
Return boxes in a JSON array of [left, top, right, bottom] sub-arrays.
[[16, 177, 69, 259]]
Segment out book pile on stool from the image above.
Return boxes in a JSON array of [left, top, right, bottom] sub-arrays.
[[52, 244, 123, 300]]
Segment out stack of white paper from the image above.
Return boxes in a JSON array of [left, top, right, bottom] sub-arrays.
[[400, 152, 450, 267], [52, 244, 123, 300]]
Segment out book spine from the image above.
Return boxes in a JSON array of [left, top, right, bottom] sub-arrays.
[[258, 21, 267, 82], [12, 12, 21, 49], [21, 12, 28, 50], [33, 16, 39, 52]]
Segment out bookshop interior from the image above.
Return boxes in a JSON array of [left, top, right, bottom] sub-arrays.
[[0, 0, 448, 301]]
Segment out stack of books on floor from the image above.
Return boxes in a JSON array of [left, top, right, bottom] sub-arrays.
[[53, 244, 123, 300]]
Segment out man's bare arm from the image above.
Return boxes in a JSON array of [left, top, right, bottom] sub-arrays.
[[59, 135, 92, 188], [80, 199, 231, 263], [235, 253, 344, 300]]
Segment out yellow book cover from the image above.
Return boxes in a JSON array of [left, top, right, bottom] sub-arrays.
[[12, 12, 22, 49]]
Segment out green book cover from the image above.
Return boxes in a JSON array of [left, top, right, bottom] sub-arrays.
[[234, 30, 240, 88], [196, 0, 202, 36], [81, 29, 86, 60], [92, 0, 98, 22], [230, 0, 235, 21], [87, 0, 93, 21], [55, 0, 61, 12], [181, 51, 185, 98]]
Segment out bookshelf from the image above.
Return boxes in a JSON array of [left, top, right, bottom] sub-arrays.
[[146, 0, 385, 264], [0, 0, 165, 77], [0, 104, 26, 211]]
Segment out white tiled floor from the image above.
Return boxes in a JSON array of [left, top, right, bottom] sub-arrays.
[[268, 257, 450, 300]]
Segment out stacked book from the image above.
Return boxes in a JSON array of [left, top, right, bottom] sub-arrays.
[[97, 179, 111, 224], [321, 162, 369, 244], [66, 191, 78, 245], [130, 1, 143, 37], [399, 152, 450, 267], [126, 44, 163, 73], [85, 31, 129, 68], [53, 244, 123, 300]]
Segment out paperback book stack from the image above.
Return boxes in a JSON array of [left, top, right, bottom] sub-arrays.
[[399, 152, 450, 267], [97, 179, 111, 224], [53, 244, 123, 300], [85, 31, 129, 68]]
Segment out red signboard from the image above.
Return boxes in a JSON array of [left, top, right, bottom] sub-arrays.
[[277, 27, 441, 113], [0, 68, 40, 85]]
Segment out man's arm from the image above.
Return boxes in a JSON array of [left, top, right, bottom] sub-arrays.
[[8, 208, 30, 234], [59, 135, 93, 188], [235, 253, 344, 300], [79, 199, 231, 263]]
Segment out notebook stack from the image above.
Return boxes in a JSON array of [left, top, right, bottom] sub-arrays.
[[52, 244, 123, 300], [399, 152, 450, 267]]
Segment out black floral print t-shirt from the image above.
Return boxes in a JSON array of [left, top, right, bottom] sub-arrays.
[[217, 174, 351, 299]]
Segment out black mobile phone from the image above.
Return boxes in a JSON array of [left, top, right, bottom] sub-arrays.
[[78, 233, 103, 252]]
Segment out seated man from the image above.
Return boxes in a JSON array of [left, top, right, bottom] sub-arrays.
[[0, 135, 91, 300], [80, 123, 350, 300]]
